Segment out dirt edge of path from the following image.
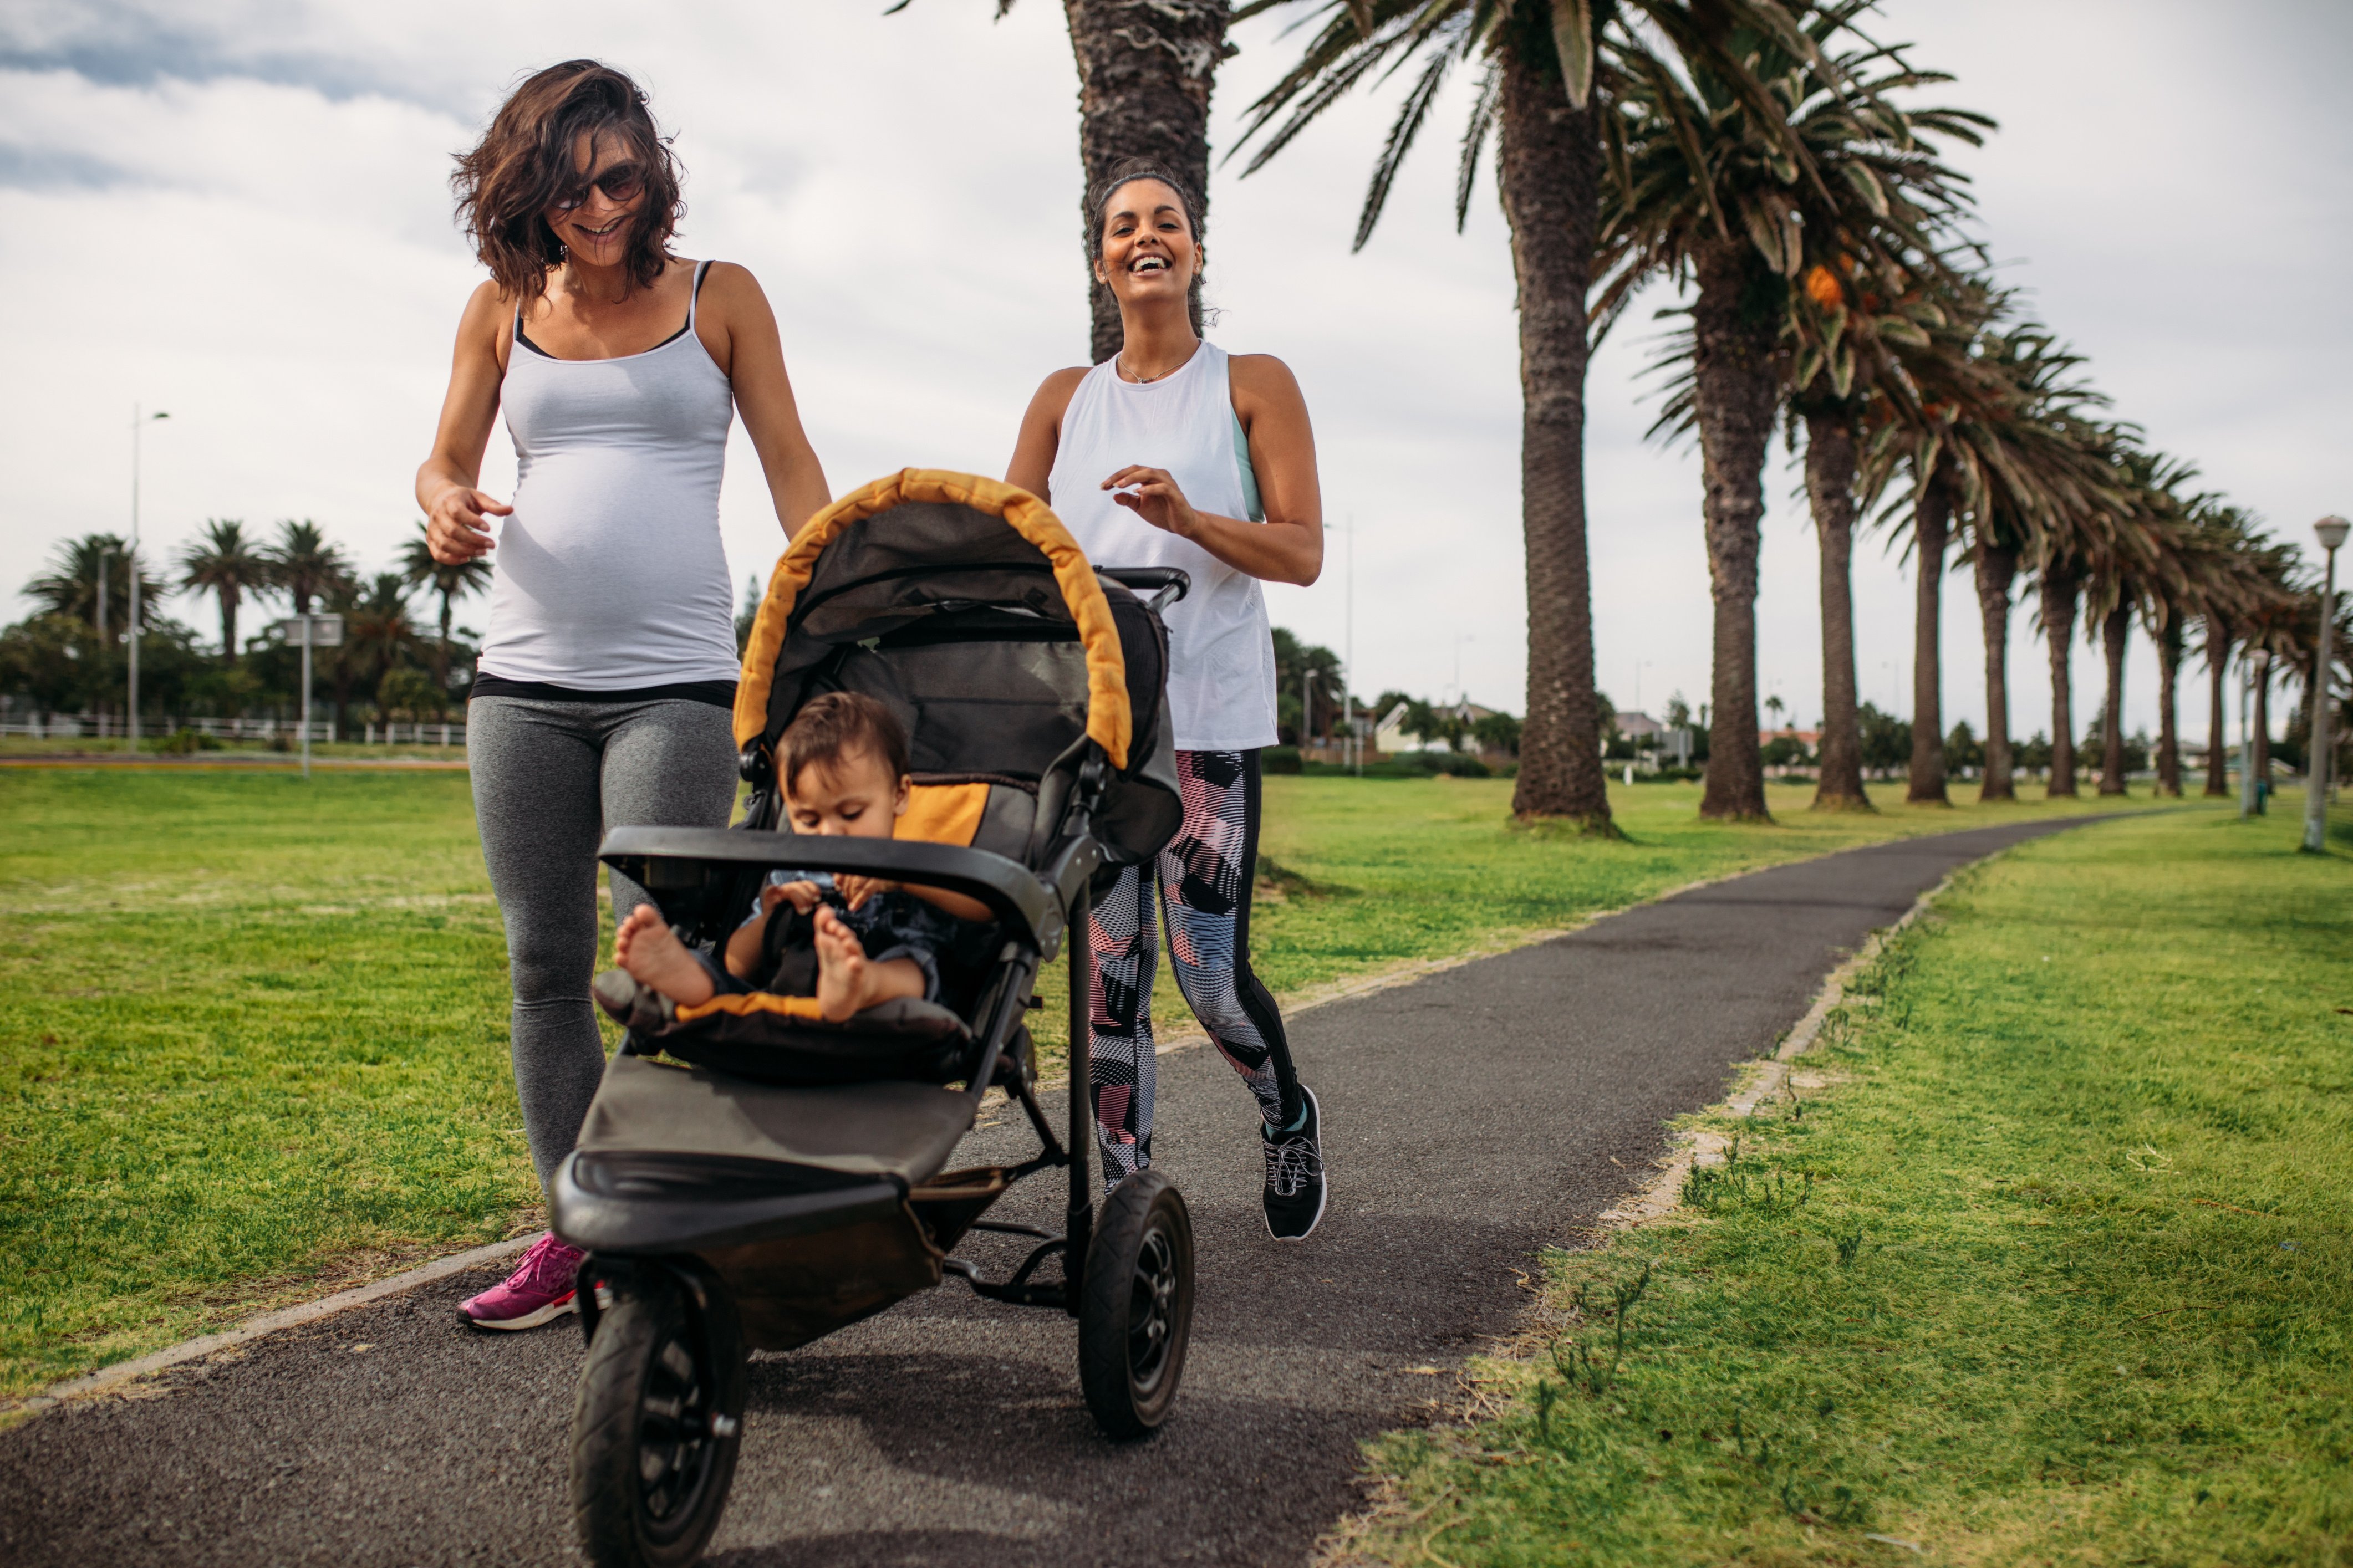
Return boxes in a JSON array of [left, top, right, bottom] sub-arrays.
[[1306, 849, 1997, 1567]]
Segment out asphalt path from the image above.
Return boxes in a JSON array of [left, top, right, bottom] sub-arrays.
[[0, 816, 2100, 1567]]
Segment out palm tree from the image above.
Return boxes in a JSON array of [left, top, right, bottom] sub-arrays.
[[969, 0, 1234, 360], [265, 519, 353, 617], [1852, 275, 1995, 808], [325, 574, 424, 736], [2188, 504, 2263, 794], [2035, 544, 2086, 797], [25, 533, 136, 631], [397, 522, 493, 690], [2196, 606, 2234, 794], [175, 519, 270, 666], [1600, 12, 1985, 818], [2236, 539, 2310, 792], [1590, 6, 1976, 823], [1234, 0, 1837, 827], [1863, 303, 2127, 809], [2076, 447, 2194, 796]]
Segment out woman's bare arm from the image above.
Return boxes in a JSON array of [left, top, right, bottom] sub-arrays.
[[1005, 367, 1090, 499], [415, 282, 514, 564], [1100, 353, 1323, 586], [700, 263, 831, 538]]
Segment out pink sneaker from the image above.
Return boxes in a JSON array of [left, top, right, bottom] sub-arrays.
[[458, 1233, 585, 1331]]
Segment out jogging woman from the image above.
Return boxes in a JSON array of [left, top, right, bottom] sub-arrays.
[[1006, 159, 1328, 1240], [417, 61, 831, 1328]]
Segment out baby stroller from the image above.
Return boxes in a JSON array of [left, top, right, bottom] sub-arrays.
[[548, 471, 1196, 1568]]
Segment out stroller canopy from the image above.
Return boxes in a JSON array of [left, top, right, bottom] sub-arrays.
[[734, 470, 1178, 864]]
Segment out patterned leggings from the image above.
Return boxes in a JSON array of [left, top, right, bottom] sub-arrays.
[[1086, 748, 1302, 1184]]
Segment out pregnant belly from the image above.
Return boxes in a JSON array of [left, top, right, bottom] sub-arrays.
[[483, 451, 737, 683]]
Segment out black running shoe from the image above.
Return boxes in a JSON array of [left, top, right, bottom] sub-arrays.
[[1261, 1086, 1327, 1241]]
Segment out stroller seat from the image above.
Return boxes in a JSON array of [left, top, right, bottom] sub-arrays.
[[594, 967, 977, 1087]]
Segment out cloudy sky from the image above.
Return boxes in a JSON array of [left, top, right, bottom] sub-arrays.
[[5, 0, 2349, 745]]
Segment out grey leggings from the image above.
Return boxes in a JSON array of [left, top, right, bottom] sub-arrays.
[[467, 696, 739, 1189]]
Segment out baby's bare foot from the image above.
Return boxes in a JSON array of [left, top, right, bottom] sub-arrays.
[[813, 907, 870, 1022], [616, 906, 716, 1008]]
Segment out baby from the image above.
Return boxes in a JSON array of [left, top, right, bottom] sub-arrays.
[[613, 692, 992, 1022]]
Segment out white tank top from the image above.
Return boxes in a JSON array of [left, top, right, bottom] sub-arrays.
[[1046, 341, 1279, 753], [477, 261, 742, 690]]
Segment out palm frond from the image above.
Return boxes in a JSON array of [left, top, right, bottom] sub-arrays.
[[1357, 42, 1460, 248], [1454, 60, 1502, 231]]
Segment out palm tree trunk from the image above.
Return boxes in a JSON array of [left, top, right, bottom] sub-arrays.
[[1804, 410, 1868, 810], [1691, 238, 1778, 821], [1973, 539, 2016, 801], [436, 590, 454, 691], [1063, 0, 1229, 362], [1498, 35, 1611, 829], [2203, 614, 2232, 796], [1907, 468, 1952, 804], [2155, 622, 2182, 796], [217, 589, 239, 667], [2099, 603, 2130, 795], [2253, 670, 2271, 790], [2043, 565, 2080, 797]]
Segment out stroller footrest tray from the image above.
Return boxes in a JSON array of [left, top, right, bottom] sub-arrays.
[[553, 1149, 903, 1255], [575, 1056, 974, 1187]]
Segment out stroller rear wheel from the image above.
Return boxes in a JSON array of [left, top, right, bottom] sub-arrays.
[[571, 1265, 745, 1568], [1078, 1170, 1195, 1439]]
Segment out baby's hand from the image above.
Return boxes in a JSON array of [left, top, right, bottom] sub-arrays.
[[765, 880, 822, 915], [835, 874, 895, 910]]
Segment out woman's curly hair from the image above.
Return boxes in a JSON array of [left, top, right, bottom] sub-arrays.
[[451, 60, 684, 303]]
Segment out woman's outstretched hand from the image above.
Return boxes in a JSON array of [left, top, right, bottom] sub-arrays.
[[1103, 466, 1200, 541], [425, 486, 511, 564]]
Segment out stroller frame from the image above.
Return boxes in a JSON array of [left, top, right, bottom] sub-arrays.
[[548, 474, 1195, 1568]]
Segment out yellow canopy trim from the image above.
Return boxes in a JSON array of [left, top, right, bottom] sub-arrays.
[[734, 470, 1132, 770], [898, 782, 989, 849]]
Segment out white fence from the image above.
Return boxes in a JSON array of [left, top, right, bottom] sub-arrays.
[[0, 712, 470, 745], [361, 721, 465, 747]]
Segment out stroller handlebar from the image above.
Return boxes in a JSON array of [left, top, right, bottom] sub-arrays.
[[1096, 566, 1189, 612]]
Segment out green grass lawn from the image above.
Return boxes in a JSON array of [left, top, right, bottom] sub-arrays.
[[1, 768, 2148, 1400], [1335, 803, 2350, 1567], [0, 734, 469, 763]]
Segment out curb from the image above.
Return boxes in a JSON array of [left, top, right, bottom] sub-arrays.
[[6, 1235, 534, 1419], [1590, 878, 1938, 1232]]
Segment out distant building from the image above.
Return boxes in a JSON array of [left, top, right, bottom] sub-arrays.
[[1617, 711, 1667, 742], [1374, 699, 1501, 754]]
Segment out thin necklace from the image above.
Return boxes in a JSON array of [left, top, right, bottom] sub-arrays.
[[1119, 344, 1196, 384]]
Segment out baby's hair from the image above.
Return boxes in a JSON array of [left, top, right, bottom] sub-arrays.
[[781, 692, 909, 796]]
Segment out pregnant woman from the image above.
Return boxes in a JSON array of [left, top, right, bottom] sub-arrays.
[[416, 61, 831, 1329], [1006, 159, 1329, 1240]]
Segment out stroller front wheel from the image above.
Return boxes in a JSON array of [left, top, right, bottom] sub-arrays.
[[571, 1264, 745, 1568], [1078, 1170, 1195, 1439]]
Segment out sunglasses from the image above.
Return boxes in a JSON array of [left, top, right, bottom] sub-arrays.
[[551, 164, 646, 212]]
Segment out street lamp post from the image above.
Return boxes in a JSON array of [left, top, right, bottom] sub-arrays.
[[128, 406, 169, 747], [277, 613, 344, 780], [2304, 515, 2348, 853]]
